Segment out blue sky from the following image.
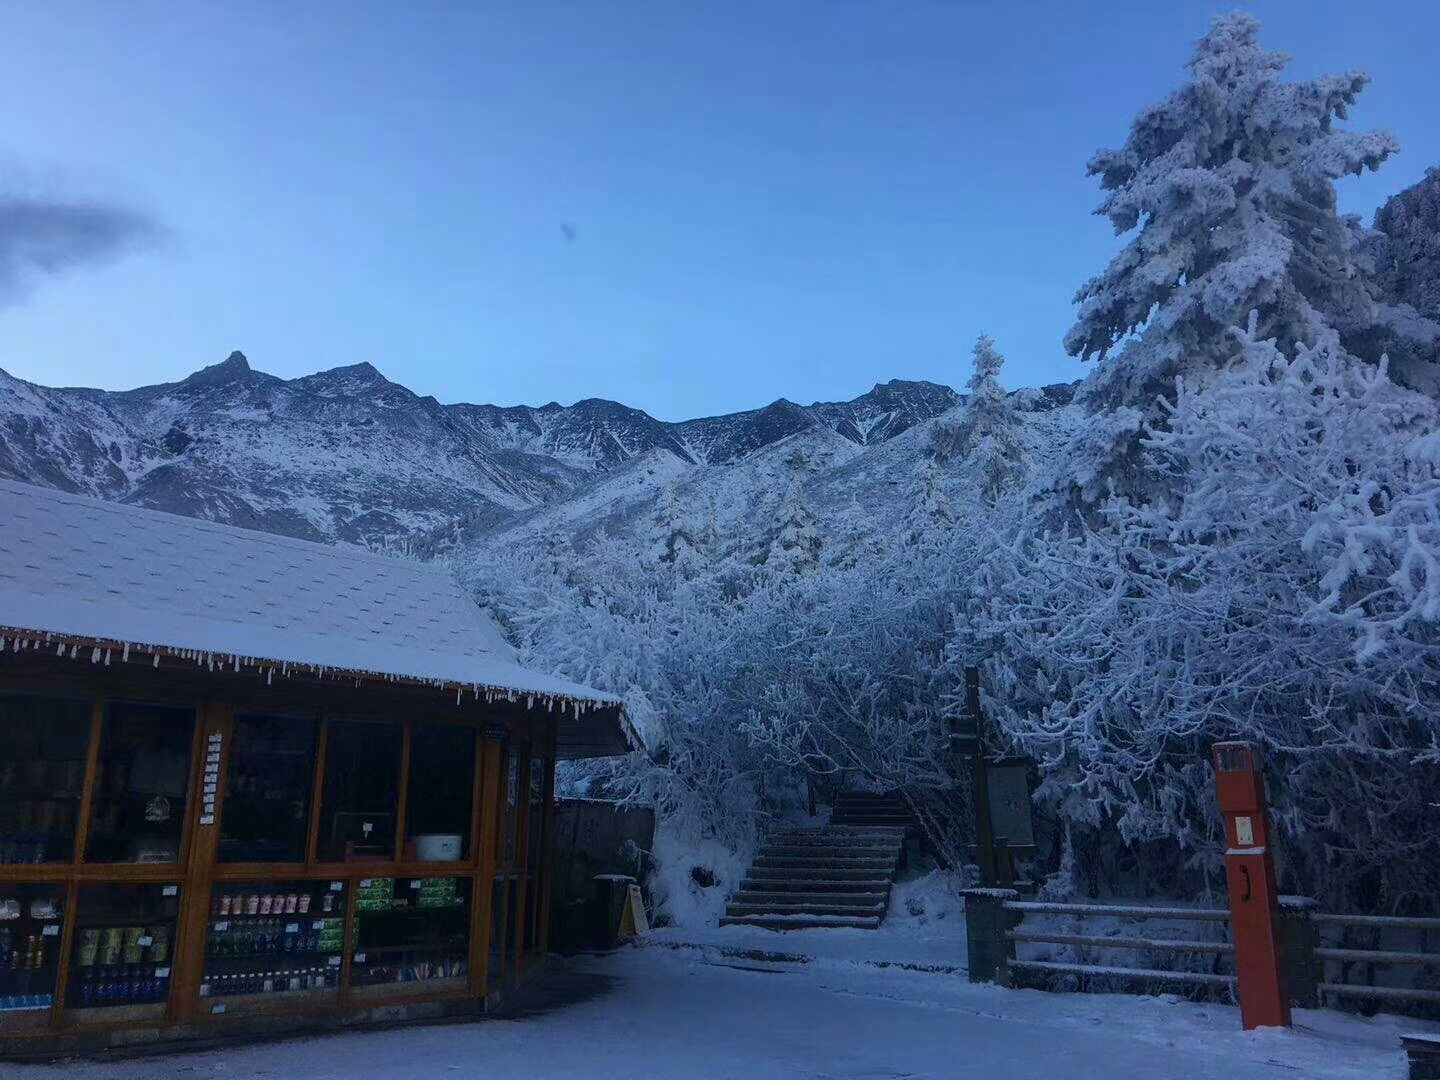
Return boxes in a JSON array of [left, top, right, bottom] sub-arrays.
[[1, 1, 1436, 420]]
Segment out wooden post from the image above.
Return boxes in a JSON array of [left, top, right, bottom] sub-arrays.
[[171, 701, 230, 1023], [967, 667, 999, 888], [472, 739, 501, 996]]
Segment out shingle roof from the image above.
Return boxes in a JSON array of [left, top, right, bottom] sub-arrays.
[[0, 479, 620, 714]]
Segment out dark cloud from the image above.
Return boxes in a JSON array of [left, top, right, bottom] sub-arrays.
[[0, 198, 158, 303]]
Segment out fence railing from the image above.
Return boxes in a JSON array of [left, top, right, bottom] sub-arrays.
[[1309, 911, 1440, 1008], [962, 890, 1440, 1014]]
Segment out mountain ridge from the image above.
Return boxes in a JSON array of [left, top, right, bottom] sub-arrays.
[[0, 351, 1075, 554]]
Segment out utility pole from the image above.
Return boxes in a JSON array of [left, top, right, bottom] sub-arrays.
[[966, 666, 999, 888]]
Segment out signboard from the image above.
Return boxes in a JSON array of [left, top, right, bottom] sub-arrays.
[[985, 760, 1035, 848], [618, 883, 649, 937]]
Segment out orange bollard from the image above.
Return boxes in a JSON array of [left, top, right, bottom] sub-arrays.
[[1212, 742, 1291, 1030]]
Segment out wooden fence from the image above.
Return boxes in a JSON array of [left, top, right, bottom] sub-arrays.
[[963, 890, 1440, 1015]]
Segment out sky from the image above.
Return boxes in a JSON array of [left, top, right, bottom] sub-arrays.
[[0, 1, 1437, 422]]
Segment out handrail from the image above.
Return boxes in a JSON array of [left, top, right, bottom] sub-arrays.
[[1312, 913, 1440, 931], [1314, 947, 1440, 967], [1008, 930, 1233, 955], [1003, 901, 1229, 922]]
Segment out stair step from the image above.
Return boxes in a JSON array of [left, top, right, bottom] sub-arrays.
[[725, 900, 885, 918], [733, 890, 887, 908], [759, 844, 900, 858], [754, 855, 894, 869], [720, 914, 883, 930], [746, 867, 893, 882], [740, 876, 892, 892]]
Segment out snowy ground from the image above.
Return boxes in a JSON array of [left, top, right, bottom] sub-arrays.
[[11, 944, 1433, 1079]]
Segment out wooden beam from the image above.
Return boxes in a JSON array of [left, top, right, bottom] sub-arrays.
[[393, 721, 413, 862], [72, 700, 104, 865]]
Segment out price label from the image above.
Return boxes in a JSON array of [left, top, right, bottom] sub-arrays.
[[214, 921, 230, 931], [199, 815, 215, 826], [330, 882, 343, 892], [411, 880, 422, 889], [211, 1003, 226, 1014], [41, 924, 59, 937], [137, 936, 153, 947], [353, 952, 366, 964], [162, 885, 179, 897], [313, 920, 325, 930], [327, 956, 341, 967], [155, 967, 171, 979], [359, 879, 372, 888], [285, 923, 299, 934]]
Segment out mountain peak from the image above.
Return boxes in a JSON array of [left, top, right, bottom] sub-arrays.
[[181, 350, 254, 388]]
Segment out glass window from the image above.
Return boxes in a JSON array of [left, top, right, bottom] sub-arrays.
[[317, 720, 401, 861], [0, 883, 65, 1026], [351, 877, 469, 990], [200, 880, 344, 1001], [405, 725, 475, 862], [68, 882, 181, 1012], [219, 713, 318, 863], [0, 694, 91, 865], [86, 703, 194, 864]]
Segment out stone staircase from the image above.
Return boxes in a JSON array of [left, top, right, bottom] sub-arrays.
[[830, 790, 912, 828], [720, 824, 907, 930]]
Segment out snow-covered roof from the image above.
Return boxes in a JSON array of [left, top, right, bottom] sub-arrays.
[[0, 480, 629, 746]]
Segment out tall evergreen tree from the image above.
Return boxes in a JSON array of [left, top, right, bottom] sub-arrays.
[[1061, 13, 1406, 503]]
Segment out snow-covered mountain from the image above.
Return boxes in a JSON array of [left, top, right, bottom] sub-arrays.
[[0, 351, 1075, 554]]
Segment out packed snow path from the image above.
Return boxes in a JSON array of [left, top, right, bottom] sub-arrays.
[[10, 946, 1431, 1079]]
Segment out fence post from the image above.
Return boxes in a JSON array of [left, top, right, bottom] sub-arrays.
[[1277, 895, 1321, 1010], [962, 888, 1019, 986]]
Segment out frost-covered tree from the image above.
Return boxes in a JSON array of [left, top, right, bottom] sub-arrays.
[[938, 334, 1026, 503], [760, 482, 822, 575], [647, 481, 705, 575], [982, 318, 1440, 909], [1062, 13, 1402, 499]]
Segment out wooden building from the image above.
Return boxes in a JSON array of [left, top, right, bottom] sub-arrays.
[[0, 479, 634, 1056]]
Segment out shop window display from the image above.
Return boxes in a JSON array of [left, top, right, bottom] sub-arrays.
[[0, 884, 64, 1028], [0, 694, 91, 865], [68, 883, 181, 1013], [404, 724, 475, 862], [318, 720, 401, 861], [200, 881, 344, 1003], [351, 877, 469, 991], [85, 703, 194, 865], [219, 713, 319, 864]]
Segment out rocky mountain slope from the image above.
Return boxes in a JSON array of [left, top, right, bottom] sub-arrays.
[[0, 351, 1075, 554]]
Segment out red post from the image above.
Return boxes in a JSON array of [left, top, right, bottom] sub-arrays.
[[1212, 741, 1291, 1030]]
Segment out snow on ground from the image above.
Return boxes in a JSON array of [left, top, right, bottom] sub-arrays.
[[12, 946, 1431, 1080]]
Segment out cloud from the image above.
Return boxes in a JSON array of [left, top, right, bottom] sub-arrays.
[[0, 197, 158, 304]]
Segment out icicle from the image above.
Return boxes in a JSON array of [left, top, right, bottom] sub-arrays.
[[526, 696, 534, 710], [122, 643, 130, 663], [456, 687, 462, 706], [266, 667, 274, 686], [70, 644, 78, 658], [153, 653, 160, 668], [103, 649, 111, 667], [88, 646, 98, 664], [232, 655, 239, 672]]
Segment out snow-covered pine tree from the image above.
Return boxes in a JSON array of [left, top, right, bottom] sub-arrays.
[[945, 334, 1026, 504], [647, 481, 705, 575], [1061, 12, 1401, 501], [761, 482, 822, 575]]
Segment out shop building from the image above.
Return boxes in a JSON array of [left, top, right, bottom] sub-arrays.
[[0, 479, 633, 1056]]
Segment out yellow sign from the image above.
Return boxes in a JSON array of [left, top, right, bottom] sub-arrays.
[[618, 883, 649, 937]]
